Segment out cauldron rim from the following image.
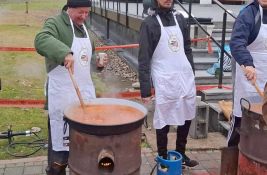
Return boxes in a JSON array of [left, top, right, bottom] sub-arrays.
[[239, 95, 267, 164], [64, 98, 148, 135], [240, 96, 263, 116]]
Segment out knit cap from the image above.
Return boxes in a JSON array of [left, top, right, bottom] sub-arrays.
[[67, 0, 91, 7]]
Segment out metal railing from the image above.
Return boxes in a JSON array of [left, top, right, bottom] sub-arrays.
[[91, 0, 238, 88], [176, 0, 237, 88], [212, 0, 237, 88]]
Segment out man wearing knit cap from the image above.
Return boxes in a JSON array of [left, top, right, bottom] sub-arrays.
[[35, 0, 107, 174]]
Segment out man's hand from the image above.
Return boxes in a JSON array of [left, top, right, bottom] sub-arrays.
[[141, 96, 154, 104], [64, 53, 74, 74], [241, 65, 256, 85]]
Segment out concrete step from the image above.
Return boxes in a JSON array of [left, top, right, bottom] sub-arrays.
[[212, 36, 231, 41], [195, 70, 232, 85], [207, 102, 231, 137], [219, 121, 231, 131], [211, 29, 232, 41], [212, 28, 233, 33], [213, 21, 234, 30], [194, 57, 218, 70], [211, 36, 231, 47], [208, 102, 225, 132], [198, 85, 233, 102], [211, 28, 232, 38], [219, 120, 231, 136], [211, 32, 232, 40], [192, 47, 223, 57]]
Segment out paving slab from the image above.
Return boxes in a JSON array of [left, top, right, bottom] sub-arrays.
[[4, 167, 23, 175], [23, 165, 42, 175]]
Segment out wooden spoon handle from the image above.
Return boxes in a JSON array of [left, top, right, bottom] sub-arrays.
[[68, 68, 85, 109], [254, 83, 264, 99], [240, 65, 264, 99]]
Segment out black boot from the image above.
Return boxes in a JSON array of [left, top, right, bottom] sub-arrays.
[[45, 163, 67, 175]]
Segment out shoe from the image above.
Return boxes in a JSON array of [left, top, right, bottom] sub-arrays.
[[182, 154, 199, 167]]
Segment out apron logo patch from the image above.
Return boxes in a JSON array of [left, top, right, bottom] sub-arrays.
[[168, 35, 180, 52], [79, 47, 89, 66]]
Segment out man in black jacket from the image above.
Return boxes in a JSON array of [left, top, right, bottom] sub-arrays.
[[138, 0, 198, 167], [228, 0, 267, 147]]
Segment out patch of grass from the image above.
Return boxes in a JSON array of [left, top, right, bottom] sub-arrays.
[[0, 0, 111, 160], [0, 52, 46, 99], [0, 108, 48, 159], [141, 141, 151, 148], [0, 25, 40, 47], [1, 0, 66, 11]]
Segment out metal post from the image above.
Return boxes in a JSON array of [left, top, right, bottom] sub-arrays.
[[218, 11, 227, 89], [25, 1, 28, 14], [117, 0, 119, 22], [90, 10, 92, 27], [104, 0, 107, 17], [117, 0, 119, 12], [113, 0, 114, 10], [100, 0, 103, 16], [93, 0, 95, 12], [107, 18, 110, 39], [188, 0, 192, 34], [126, 0, 128, 27], [136, 0, 139, 17]]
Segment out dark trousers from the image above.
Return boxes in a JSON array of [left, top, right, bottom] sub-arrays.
[[156, 120, 191, 158], [46, 117, 69, 175], [227, 115, 241, 147]]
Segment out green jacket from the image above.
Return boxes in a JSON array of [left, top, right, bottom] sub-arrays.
[[34, 8, 95, 109], [34, 9, 95, 73]]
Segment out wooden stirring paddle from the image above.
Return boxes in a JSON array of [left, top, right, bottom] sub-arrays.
[[254, 82, 264, 99], [240, 65, 264, 99], [68, 68, 85, 109]]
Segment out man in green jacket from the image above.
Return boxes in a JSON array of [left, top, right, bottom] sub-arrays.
[[35, 0, 107, 174]]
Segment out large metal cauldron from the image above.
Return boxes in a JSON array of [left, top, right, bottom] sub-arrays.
[[64, 98, 147, 175], [239, 96, 267, 173]]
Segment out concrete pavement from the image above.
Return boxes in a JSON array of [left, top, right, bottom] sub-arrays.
[[0, 122, 224, 175], [0, 146, 222, 175]]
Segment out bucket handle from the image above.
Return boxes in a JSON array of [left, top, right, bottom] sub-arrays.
[[240, 98, 251, 112]]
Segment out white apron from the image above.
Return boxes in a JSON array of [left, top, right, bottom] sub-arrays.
[[48, 18, 96, 151], [151, 14, 196, 129], [233, 5, 267, 118]]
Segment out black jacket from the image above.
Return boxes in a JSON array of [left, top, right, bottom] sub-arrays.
[[138, 8, 194, 98]]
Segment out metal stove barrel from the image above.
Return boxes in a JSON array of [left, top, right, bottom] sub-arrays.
[[64, 98, 147, 175], [238, 94, 267, 174]]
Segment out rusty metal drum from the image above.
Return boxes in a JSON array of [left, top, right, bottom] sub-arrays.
[[238, 151, 267, 175], [64, 98, 147, 175], [239, 96, 267, 174]]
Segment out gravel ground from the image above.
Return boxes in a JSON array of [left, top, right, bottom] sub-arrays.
[[89, 30, 138, 83]]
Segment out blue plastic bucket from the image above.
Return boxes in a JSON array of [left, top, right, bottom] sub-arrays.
[[156, 151, 183, 175]]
